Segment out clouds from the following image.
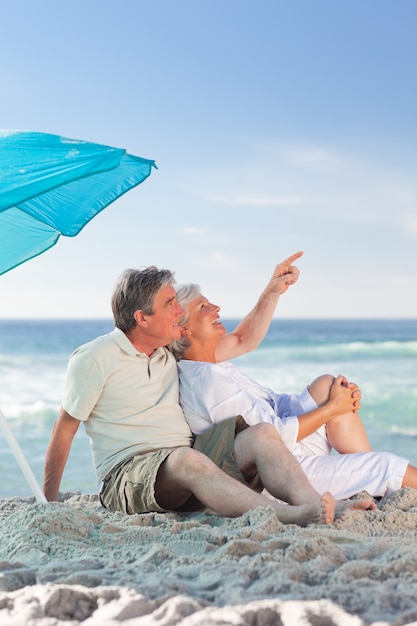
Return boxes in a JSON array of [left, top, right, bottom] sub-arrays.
[[205, 193, 302, 207], [404, 214, 417, 238], [168, 138, 416, 318], [187, 139, 416, 227]]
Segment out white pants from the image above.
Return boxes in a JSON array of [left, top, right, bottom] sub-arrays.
[[297, 446, 408, 499], [282, 390, 409, 500]]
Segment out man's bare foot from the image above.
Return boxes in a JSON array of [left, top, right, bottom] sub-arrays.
[[335, 497, 377, 517], [272, 491, 336, 526]]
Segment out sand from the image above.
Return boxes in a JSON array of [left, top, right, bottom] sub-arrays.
[[1, 489, 417, 626]]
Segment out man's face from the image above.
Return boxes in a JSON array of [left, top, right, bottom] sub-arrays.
[[144, 284, 185, 347]]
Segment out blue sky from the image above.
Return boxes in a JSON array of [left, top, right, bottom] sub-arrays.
[[0, 0, 416, 319]]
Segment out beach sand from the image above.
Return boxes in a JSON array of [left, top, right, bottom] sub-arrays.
[[1, 489, 417, 625]]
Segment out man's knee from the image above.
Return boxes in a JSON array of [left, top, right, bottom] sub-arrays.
[[246, 422, 279, 439], [236, 422, 280, 450], [167, 446, 214, 476]]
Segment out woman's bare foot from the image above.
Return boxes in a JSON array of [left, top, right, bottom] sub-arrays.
[[272, 491, 336, 526], [335, 497, 377, 518]]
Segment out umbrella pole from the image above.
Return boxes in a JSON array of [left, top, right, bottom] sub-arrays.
[[0, 408, 47, 503]]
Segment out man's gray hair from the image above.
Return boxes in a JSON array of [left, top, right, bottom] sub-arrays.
[[111, 266, 175, 333], [168, 283, 201, 360]]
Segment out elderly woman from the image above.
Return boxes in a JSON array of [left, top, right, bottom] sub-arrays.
[[170, 283, 416, 500]]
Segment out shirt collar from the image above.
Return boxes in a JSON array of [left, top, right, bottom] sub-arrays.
[[110, 327, 167, 360]]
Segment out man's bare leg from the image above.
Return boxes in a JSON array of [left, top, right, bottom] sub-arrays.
[[154, 446, 335, 526], [233, 423, 376, 514], [233, 423, 330, 505]]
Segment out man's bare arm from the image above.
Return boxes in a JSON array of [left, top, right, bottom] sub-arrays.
[[43, 408, 80, 501]]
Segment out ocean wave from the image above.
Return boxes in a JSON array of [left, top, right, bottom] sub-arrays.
[[257, 339, 417, 362], [0, 401, 59, 420], [390, 425, 417, 438]]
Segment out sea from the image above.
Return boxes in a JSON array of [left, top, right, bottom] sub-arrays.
[[0, 318, 416, 499]]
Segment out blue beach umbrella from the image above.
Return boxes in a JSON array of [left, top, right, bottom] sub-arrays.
[[0, 130, 157, 275], [0, 130, 157, 501]]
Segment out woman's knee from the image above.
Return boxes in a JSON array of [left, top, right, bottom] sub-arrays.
[[308, 374, 335, 405]]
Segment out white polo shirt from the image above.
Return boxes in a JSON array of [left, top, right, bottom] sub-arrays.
[[63, 328, 192, 482]]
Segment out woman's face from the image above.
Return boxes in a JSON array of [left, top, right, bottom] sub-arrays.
[[185, 294, 226, 341]]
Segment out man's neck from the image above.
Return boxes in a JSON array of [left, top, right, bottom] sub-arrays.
[[125, 329, 162, 357]]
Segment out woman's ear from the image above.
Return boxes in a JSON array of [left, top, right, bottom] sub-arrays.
[[180, 325, 192, 337]]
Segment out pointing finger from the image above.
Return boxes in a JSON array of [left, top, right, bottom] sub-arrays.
[[283, 251, 304, 266]]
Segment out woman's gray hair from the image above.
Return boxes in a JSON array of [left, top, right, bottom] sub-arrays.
[[168, 282, 201, 360], [111, 266, 175, 333]]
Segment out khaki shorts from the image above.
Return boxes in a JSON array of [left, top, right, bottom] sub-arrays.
[[100, 448, 174, 514], [192, 414, 261, 491], [100, 416, 261, 514]]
